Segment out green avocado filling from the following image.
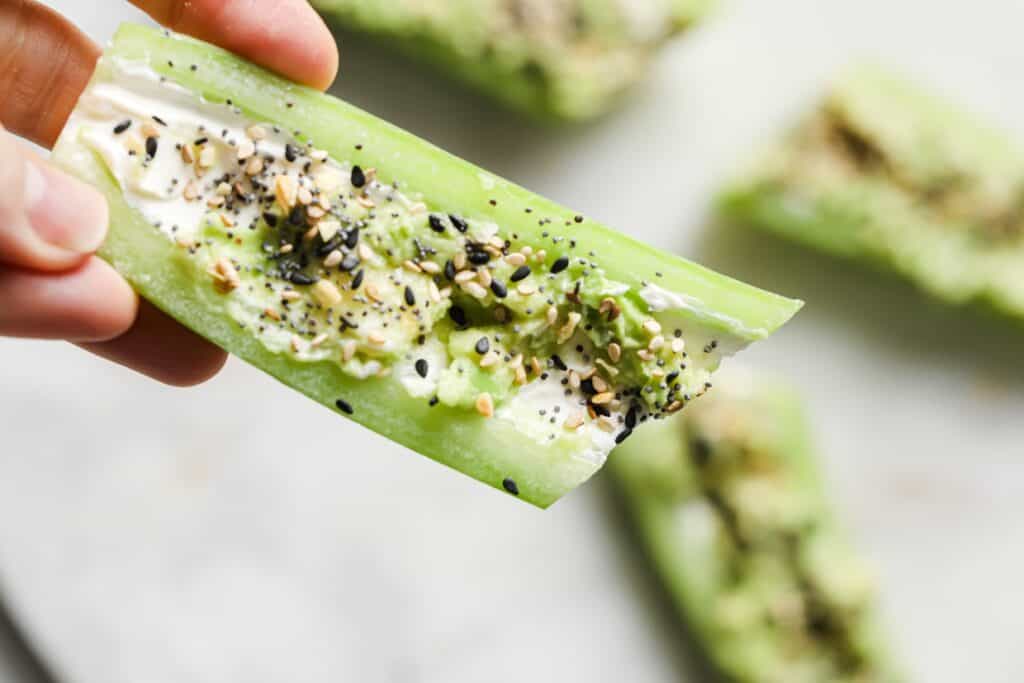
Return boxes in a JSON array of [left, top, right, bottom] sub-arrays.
[[312, 0, 715, 120], [612, 380, 896, 682]]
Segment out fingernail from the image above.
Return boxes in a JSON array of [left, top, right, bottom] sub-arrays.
[[24, 160, 108, 254]]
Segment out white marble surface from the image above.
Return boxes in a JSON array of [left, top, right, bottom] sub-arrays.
[[3, 1, 1024, 681]]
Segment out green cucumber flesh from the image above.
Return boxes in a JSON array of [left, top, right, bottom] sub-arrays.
[[610, 370, 899, 681], [53, 24, 799, 507], [719, 64, 1024, 320], [310, 0, 717, 121]]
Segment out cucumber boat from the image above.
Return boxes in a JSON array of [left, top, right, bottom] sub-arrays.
[[53, 24, 799, 507], [720, 65, 1024, 321], [311, 0, 716, 121], [610, 370, 898, 682]]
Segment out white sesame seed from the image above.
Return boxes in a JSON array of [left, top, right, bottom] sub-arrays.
[[198, 146, 216, 168], [310, 148, 329, 162], [517, 283, 536, 296], [341, 339, 357, 362], [312, 280, 342, 307], [477, 268, 493, 287], [245, 156, 264, 176], [183, 180, 200, 201], [290, 335, 304, 352], [318, 219, 341, 241], [180, 145, 195, 164], [564, 412, 584, 430], [608, 343, 621, 363], [479, 352, 499, 368], [419, 261, 441, 274], [323, 250, 343, 268], [246, 125, 267, 141], [546, 306, 558, 326], [274, 174, 298, 209], [464, 282, 488, 299], [215, 182, 232, 197], [402, 260, 422, 273], [454, 270, 476, 283], [592, 392, 614, 405], [367, 331, 386, 346], [311, 333, 328, 348], [281, 290, 302, 302], [648, 335, 665, 351], [475, 393, 494, 418], [671, 338, 686, 354], [140, 122, 160, 138], [643, 319, 662, 336], [504, 253, 526, 266], [557, 312, 581, 343], [297, 187, 313, 206], [236, 139, 256, 160]]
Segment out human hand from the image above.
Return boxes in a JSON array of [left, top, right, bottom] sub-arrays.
[[0, 0, 338, 385]]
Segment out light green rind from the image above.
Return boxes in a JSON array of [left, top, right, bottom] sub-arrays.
[[609, 377, 898, 682], [719, 64, 1024, 321], [54, 24, 799, 507], [311, 0, 717, 121]]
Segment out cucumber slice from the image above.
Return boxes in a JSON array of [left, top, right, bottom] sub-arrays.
[[53, 24, 799, 507], [720, 65, 1024, 320], [609, 370, 899, 681], [310, 0, 716, 121]]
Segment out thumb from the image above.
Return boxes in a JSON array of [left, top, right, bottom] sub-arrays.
[[0, 127, 108, 272]]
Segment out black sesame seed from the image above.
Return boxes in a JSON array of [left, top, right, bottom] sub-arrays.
[[194, 137, 208, 146], [615, 429, 633, 445], [449, 306, 467, 327], [351, 269, 365, 289], [145, 136, 158, 159], [574, 215, 583, 223], [288, 271, 318, 285], [428, 214, 446, 233], [475, 337, 490, 355], [502, 478, 520, 496], [317, 236, 343, 256], [551, 354, 567, 371], [404, 286, 416, 306], [428, 396, 439, 407], [415, 359, 429, 378], [340, 254, 360, 272], [345, 228, 360, 249], [444, 259, 456, 281], [490, 280, 508, 298], [580, 378, 597, 396], [152, 115, 167, 127], [351, 165, 366, 188], [449, 214, 468, 232], [262, 212, 279, 228], [510, 265, 531, 282], [666, 371, 680, 385], [113, 120, 131, 135], [625, 407, 638, 429], [550, 256, 569, 274], [467, 249, 490, 265], [335, 399, 354, 415], [288, 205, 305, 226], [285, 144, 299, 162]]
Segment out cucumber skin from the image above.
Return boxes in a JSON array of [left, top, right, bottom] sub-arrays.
[[608, 382, 898, 681], [53, 24, 799, 508], [310, 0, 718, 122], [719, 66, 1024, 323]]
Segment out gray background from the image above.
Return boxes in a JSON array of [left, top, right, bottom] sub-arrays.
[[3, 1, 1024, 681]]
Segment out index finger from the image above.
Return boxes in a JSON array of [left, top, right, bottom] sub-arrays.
[[131, 0, 339, 90]]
